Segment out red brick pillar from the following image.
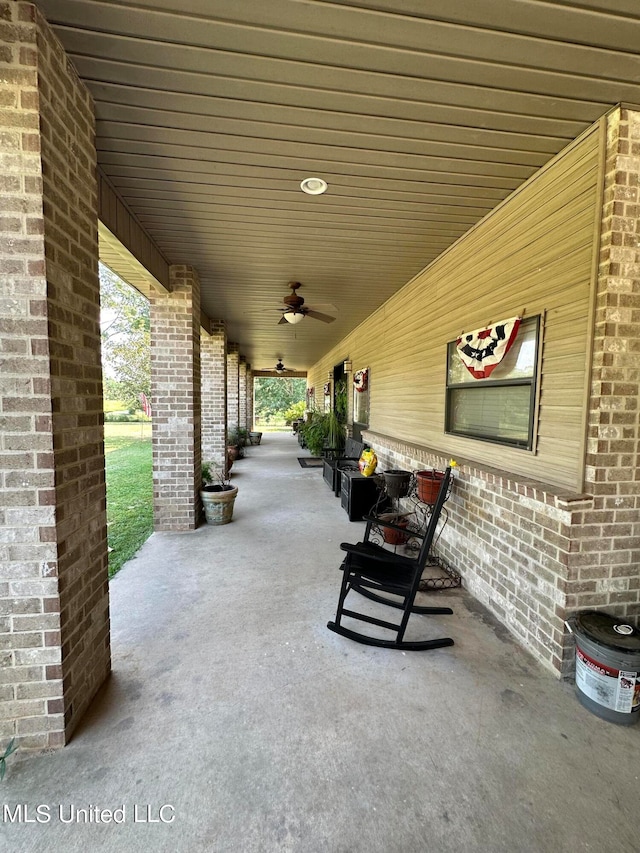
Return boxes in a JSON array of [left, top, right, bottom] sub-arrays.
[[239, 357, 248, 430], [227, 343, 240, 433], [150, 266, 201, 530], [201, 320, 227, 473], [0, 3, 110, 747]]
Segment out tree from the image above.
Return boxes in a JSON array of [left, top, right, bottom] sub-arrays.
[[254, 377, 306, 422], [100, 264, 150, 410]]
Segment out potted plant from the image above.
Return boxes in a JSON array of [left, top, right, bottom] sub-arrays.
[[325, 409, 345, 455], [298, 410, 329, 456], [228, 425, 250, 459], [378, 513, 410, 545], [383, 469, 411, 499], [416, 469, 445, 503], [227, 425, 242, 461], [201, 462, 238, 525], [299, 407, 346, 457]]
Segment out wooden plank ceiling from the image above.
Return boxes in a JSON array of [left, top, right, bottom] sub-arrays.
[[36, 0, 640, 372]]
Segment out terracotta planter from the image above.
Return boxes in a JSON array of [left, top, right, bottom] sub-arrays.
[[227, 444, 239, 463], [416, 470, 444, 504], [379, 513, 409, 545]]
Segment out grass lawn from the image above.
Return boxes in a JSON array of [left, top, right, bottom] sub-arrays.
[[104, 422, 153, 578]]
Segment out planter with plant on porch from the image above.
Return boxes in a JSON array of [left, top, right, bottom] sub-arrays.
[[227, 424, 248, 461], [201, 462, 238, 525], [416, 469, 445, 504]]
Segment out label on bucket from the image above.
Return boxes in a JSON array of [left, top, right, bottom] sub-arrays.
[[575, 645, 640, 714]]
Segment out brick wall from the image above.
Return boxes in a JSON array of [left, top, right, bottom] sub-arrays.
[[150, 266, 201, 530], [239, 357, 247, 430], [226, 343, 239, 433], [201, 320, 227, 473], [1, 2, 109, 747], [364, 432, 588, 674]]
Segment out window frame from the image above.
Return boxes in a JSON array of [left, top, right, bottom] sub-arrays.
[[444, 314, 541, 451]]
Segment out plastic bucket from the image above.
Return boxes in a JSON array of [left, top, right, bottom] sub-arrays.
[[570, 611, 640, 725]]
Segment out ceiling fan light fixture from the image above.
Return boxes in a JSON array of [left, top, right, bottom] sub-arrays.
[[300, 177, 328, 195], [283, 311, 305, 324]]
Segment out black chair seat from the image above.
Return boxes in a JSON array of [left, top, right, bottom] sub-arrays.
[[340, 540, 416, 570]]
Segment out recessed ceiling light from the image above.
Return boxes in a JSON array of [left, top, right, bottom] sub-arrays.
[[300, 177, 328, 195]]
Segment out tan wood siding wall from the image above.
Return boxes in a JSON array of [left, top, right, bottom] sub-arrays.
[[310, 125, 602, 491]]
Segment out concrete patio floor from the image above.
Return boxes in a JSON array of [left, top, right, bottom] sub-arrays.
[[2, 432, 638, 853]]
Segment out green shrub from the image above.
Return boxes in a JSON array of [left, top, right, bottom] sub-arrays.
[[283, 401, 306, 424], [103, 398, 128, 413], [299, 412, 329, 456], [104, 412, 150, 423]]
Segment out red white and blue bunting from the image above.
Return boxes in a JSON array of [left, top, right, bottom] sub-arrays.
[[456, 317, 521, 380], [353, 368, 368, 392]]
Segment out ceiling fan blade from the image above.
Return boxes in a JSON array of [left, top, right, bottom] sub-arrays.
[[305, 309, 336, 324], [306, 303, 337, 315], [277, 315, 288, 325]]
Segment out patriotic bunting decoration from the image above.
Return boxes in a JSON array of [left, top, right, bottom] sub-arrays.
[[456, 317, 521, 380], [353, 368, 368, 392]]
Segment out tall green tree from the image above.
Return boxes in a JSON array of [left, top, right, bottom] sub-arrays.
[[100, 264, 151, 410], [254, 377, 306, 422]]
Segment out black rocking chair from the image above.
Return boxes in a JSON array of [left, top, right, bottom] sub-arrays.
[[327, 466, 454, 651]]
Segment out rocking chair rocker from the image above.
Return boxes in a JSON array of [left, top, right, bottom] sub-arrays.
[[327, 466, 454, 651]]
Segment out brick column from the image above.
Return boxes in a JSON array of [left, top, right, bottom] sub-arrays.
[[246, 365, 254, 430], [572, 106, 640, 623], [226, 343, 240, 433], [1, 3, 109, 748], [201, 320, 227, 472], [239, 357, 247, 430], [150, 266, 201, 530]]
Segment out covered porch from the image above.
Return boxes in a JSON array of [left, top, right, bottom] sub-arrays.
[[2, 434, 637, 852], [2, 0, 640, 802]]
